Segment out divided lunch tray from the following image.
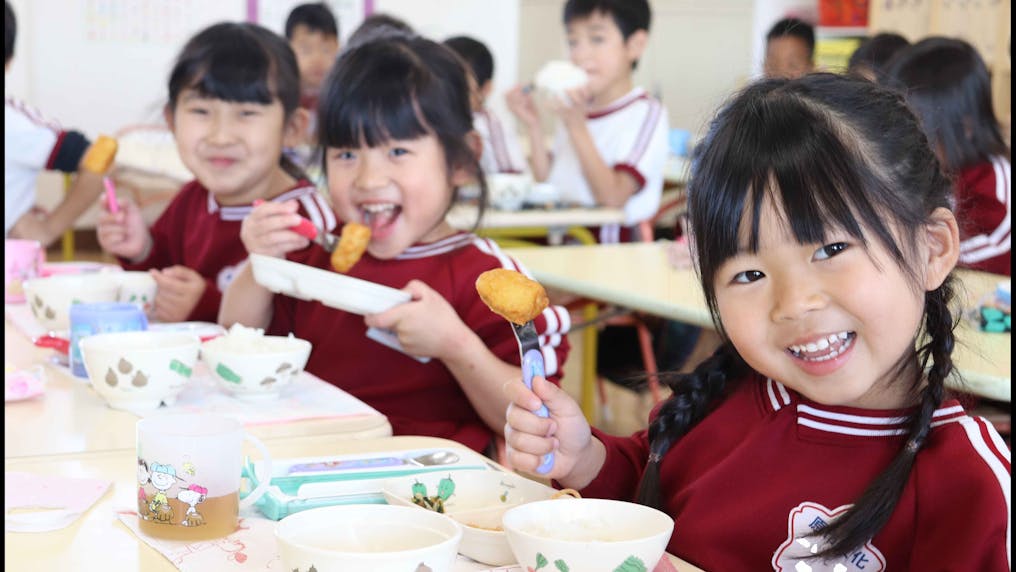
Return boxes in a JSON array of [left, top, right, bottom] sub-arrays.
[[243, 448, 493, 520]]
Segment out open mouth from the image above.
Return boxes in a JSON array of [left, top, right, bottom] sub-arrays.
[[787, 331, 855, 362], [360, 202, 401, 234]]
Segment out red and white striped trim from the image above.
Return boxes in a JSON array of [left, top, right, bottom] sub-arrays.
[[958, 416, 1011, 566], [622, 98, 664, 167], [586, 87, 647, 120], [6, 97, 61, 131], [207, 183, 325, 222], [959, 155, 1011, 264], [395, 233, 476, 260], [796, 402, 967, 437], [766, 378, 793, 411]]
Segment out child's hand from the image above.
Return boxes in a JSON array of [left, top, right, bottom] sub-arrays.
[[240, 200, 310, 258], [363, 279, 466, 360], [506, 84, 541, 128], [550, 85, 591, 128], [149, 265, 206, 323], [96, 198, 150, 261], [505, 374, 596, 482]]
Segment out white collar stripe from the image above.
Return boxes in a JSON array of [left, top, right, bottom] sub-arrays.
[[776, 382, 791, 405], [798, 404, 908, 425], [959, 417, 1011, 566], [766, 379, 783, 411], [798, 417, 908, 436]]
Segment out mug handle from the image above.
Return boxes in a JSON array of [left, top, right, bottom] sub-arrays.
[[239, 434, 272, 509]]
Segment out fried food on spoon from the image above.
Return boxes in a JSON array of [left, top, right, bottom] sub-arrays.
[[330, 222, 371, 273], [475, 268, 549, 325]]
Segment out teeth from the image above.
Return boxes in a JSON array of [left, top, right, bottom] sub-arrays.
[[788, 331, 854, 360], [362, 203, 397, 213]]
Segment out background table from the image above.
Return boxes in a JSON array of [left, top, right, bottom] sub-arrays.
[[508, 242, 1011, 403], [4, 319, 392, 458]]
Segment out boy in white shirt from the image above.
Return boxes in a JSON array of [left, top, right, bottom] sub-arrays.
[[444, 35, 527, 175], [507, 0, 668, 241]]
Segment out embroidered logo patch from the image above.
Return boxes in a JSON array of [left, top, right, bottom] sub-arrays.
[[772, 502, 886, 571]]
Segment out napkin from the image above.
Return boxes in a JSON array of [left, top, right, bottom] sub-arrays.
[[5, 472, 111, 532], [5, 363, 45, 401]]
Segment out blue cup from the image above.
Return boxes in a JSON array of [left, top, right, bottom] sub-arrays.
[[669, 128, 692, 157], [69, 302, 148, 378]]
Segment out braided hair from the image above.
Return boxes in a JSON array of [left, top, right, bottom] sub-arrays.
[[637, 74, 959, 558]]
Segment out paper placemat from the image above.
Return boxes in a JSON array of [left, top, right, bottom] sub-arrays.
[[6, 472, 111, 532], [115, 508, 520, 571], [128, 363, 384, 426]]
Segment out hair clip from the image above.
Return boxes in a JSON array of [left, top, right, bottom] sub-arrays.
[[648, 453, 662, 463], [905, 438, 921, 453]]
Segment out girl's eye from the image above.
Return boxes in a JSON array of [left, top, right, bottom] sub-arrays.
[[814, 242, 848, 261], [591, 35, 606, 44], [333, 150, 355, 161], [731, 270, 765, 284], [187, 107, 208, 116], [240, 109, 261, 117], [389, 147, 410, 157]]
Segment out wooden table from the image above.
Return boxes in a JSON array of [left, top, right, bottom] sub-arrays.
[[4, 319, 392, 458], [3, 435, 704, 572], [447, 203, 628, 246], [508, 242, 1011, 403]]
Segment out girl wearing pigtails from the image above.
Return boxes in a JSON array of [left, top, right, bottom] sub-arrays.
[[504, 74, 1010, 570]]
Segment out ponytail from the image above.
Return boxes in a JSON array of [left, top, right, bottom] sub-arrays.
[[818, 276, 956, 557], [636, 343, 748, 508]]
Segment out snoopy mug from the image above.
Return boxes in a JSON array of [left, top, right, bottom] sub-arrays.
[[136, 413, 272, 540]]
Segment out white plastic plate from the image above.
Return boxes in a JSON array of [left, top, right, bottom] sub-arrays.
[[250, 254, 410, 316]]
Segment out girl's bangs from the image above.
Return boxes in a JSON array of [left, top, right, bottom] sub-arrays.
[[186, 48, 276, 105], [694, 93, 895, 267], [319, 52, 431, 149]]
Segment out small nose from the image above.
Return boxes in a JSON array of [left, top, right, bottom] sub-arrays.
[[206, 114, 234, 145], [770, 275, 826, 322], [354, 150, 389, 191]]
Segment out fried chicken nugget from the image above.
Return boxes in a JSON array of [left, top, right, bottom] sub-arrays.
[[330, 222, 371, 273], [80, 135, 118, 174], [475, 268, 549, 325]]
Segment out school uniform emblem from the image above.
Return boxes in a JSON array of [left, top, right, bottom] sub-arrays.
[[772, 502, 886, 571]]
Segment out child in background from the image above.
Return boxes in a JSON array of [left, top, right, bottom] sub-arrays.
[[96, 23, 334, 323], [506, 0, 669, 242], [847, 32, 909, 82], [504, 74, 1010, 568], [284, 3, 339, 143], [4, 0, 117, 246], [222, 36, 570, 454], [444, 35, 527, 175], [763, 17, 815, 79], [887, 37, 1011, 276]]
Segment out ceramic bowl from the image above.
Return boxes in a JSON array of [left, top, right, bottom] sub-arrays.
[[115, 271, 157, 313], [22, 274, 121, 331], [382, 469, 559, 566], [201, 330, 311, 399], [275, 504, 462, 572], [503, 498, 674, 571], [79, 331, 200, 410], [487, 173, 532, 211]]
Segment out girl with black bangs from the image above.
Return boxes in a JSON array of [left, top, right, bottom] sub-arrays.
[[886, 37, 1011, 276], [96, 22, 334, 323], [222, 36, 570, 454], [504, 74, 1010, 569]]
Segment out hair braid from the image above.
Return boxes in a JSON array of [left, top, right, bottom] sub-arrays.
[[818, 278, 955, 557], [636, 343, 747, 509]]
